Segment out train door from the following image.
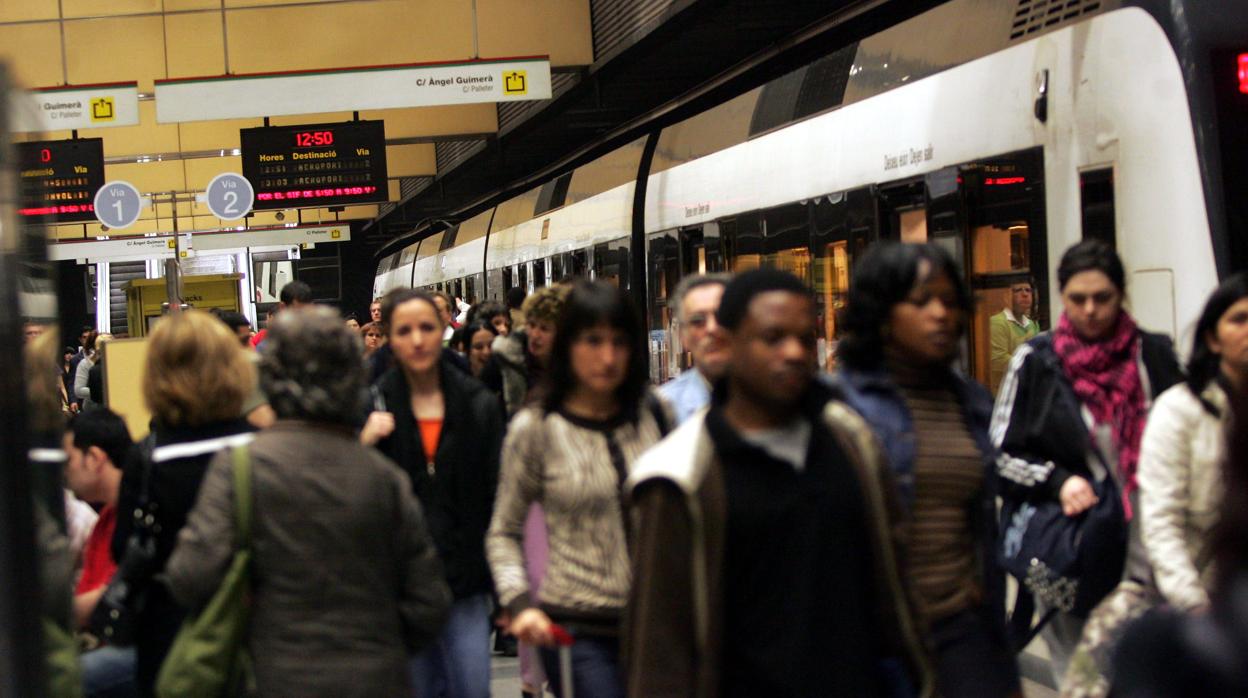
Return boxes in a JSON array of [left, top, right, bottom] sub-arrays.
[[961, 149, 1047, 393], [811, 188, 876, 370], [875, 149, 1047, 392], [645, 225, 725, 382]]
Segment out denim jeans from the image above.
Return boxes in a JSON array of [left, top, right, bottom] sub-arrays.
[[539, 634, 623, 698], [410, 593, 491, 698], [81, 645, 137, 698]]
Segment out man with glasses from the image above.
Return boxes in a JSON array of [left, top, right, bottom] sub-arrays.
[[989, 278, 1040, 393], [659, 273, 731, 424]]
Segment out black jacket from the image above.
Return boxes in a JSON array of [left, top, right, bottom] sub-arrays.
[[992, 330, 1183, 501], [112, 418, 255, 697], [374, 356, 504, 599]]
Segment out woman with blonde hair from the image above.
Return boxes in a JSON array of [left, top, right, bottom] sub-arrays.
[[110, 310, 255, 697]]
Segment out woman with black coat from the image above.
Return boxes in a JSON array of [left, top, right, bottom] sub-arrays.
[[362, 288, 505, 698], [110, 310, 256, 697], [991, 240, 1182, 687]]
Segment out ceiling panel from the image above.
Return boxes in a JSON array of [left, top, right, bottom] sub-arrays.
[[269, 111, 355, 127], [61, 0, 163, 18], [386, 144, 436, 177], [477, 0, 592, 67], [164, 0, 220, 10], [226, 1, 474, 74], [0, 22, 66, 88], [178, 118, 262, 150], [64, 16, 166, 91], [388, 180, 401, 201], [183, 156, 244, 190], [224, 0, 345, 7], [164, 12, 226, 79], [360, 104, 498, 137], [107, 161, 188, 196], [0, 1, 59, 23], [79, 101, 180, 156]]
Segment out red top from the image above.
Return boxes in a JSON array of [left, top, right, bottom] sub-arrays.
[[417, 418, 443, 464], [250, 328, 268, 348], [76, 504, 117, 595]]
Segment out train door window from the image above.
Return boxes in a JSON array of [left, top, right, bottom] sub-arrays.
[[878, 180, 927, 243], [592, 239, 630, 289], [961, 148, 1047, 394], [721, 212, 763, 272], [488, 268, 504, 302], [762, 203, 812, 281], [646, 230, 682, 382], [532, 259, 546, 289], [549, 254, 566, 283], [812, 191, 872, 370], [566, 249, 588, 279], [1080, 168, 1116, 249], [519, 263, 530, 293]]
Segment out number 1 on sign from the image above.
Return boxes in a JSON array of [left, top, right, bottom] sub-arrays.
[[112, 199, 125, 220]]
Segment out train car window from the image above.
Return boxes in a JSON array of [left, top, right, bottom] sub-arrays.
[[534, 172, 573, 215], [1080, 168, 1116, 249], [416, 232, 445, 260], [518, 263, 529, 294], [961, 148, 1047, 394]]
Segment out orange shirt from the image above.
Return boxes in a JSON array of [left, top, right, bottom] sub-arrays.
[[417, 418, 443, 464]]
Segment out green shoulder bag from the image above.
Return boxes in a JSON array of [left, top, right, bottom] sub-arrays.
[[155, 446, 255, 698]]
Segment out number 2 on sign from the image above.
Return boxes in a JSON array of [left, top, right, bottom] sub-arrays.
[[223, 191, 238, 215]]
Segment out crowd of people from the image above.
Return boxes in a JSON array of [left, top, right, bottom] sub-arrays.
[[25, 238, 1248, 698]]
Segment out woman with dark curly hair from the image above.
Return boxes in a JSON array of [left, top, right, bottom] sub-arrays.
[[165, 307, 451, 697]]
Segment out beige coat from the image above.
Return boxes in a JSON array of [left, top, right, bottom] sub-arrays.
[[1137, 382, 1228, 611], [166, 421, 450, 697]]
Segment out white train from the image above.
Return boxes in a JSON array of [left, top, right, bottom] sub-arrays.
[[375, 0, 1247, 388]]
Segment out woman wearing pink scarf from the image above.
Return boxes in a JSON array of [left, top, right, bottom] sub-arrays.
[[991, 240, 1182, 688]]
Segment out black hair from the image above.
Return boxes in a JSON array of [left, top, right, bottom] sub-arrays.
[[468, 301, 508, 328], [837, 242, 973, 370], [68, 407, 133, 469], [344, 312, 359, 323], [506, 286, 527, 310], [218, 311, 251, 333], [716, 269, 810, 331], [463, 319, 499, 342], [380, 288, 441, 333], [1186, 272, 1248, 415], [543, 280, 648, 418], [1057, 239, 1125, 292], [279, 280, 314, 305]]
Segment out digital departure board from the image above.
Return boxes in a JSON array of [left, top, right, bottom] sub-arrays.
[[240, 120, 387, 210], [17, 138, 105, 224]]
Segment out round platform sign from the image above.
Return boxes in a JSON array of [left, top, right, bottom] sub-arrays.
[[94, 180, 143, 229], [205, 172, 254, 221]]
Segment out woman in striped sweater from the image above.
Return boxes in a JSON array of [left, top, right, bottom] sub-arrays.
[[486, 280, 668, 698], [835, 242, 1020, 697]]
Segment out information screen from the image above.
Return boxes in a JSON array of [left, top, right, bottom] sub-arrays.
[[17, 138, 105, 224], [240, 120, 388, 210]]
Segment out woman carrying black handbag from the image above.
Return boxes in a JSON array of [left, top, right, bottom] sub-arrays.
[[990, 240, 1182, 688]]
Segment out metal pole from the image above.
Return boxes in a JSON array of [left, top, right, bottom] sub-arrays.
[[165, 193, 183, 312]]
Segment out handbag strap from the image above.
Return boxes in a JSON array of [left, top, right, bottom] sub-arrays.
[[231, 446, 253, 551]]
